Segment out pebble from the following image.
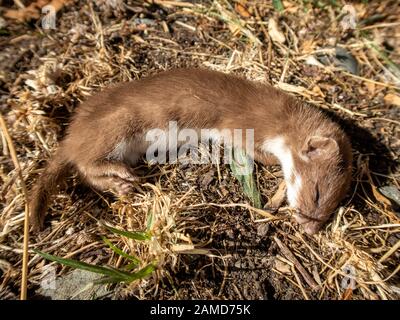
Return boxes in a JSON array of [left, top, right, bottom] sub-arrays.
[[257, 223, 269, 237]]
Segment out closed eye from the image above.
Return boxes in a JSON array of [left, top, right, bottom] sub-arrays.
[[315, 184, 320, 205]]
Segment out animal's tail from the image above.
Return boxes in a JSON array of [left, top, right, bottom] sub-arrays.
[[29, 150, 70, 231]]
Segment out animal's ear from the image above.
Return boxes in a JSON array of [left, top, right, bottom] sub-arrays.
[[301, 136, 338, 160]]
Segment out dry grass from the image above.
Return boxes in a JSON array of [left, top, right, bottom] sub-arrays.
[[0, 0, 399, 300]]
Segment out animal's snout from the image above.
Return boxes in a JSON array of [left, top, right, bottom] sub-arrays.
[[302, 221, 321, 235], [293, 210, 308, 224], [293, 211, 322, 235]]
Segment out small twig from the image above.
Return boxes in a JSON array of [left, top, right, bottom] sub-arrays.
[[341, 71, 400, 90], [379, 239, 400, 264], [0, 114, 30, 300], [370, 117, 400, 126], [186, 202, 285, 220], [232, 283, 244, 299], [279, 54, 290, 83], [152, 0, 195, 8], [274, 236, 319, 290], [332, 103, 368, 118], [174, 21, 196, 32], [292, 266, 309, 300], [360, 22, 400, 30], [351, 224, 400, 231], [217, 257, 228, 297], [13, 0, 25, 9]]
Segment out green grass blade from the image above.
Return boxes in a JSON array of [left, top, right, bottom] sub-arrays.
[[146, 210, 154, 231], [125, 261, 139, 271], [101, 236, 140, 265], [92, 276, 126, 285], [126, 264, 156, 283], [230, 148, 262, 209], [93, 264, 156, 284], [34, 249, 133, 280], [369, 43, 400, 81], [273, 0, 284, 12], [103, 224, 151, 241]]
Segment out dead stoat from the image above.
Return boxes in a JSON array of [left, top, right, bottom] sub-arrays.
[[29, 68, 352, 234]]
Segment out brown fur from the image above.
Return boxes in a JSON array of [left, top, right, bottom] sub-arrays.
[[29, 68, 352, 233]]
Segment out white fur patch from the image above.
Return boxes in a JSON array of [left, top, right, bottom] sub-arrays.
[[108, 138, 146, 165], [108, 140, 128, 161], [261, 136, 302, 207], [287, 174, 302, 207]]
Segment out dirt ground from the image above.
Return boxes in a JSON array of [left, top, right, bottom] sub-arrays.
[[0, 0, 399, 300]]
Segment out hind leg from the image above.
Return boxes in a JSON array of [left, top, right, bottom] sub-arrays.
[[78, 162, 140, 196]]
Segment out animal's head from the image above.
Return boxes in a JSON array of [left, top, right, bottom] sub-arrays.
[[288, 135, 352, 234]]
